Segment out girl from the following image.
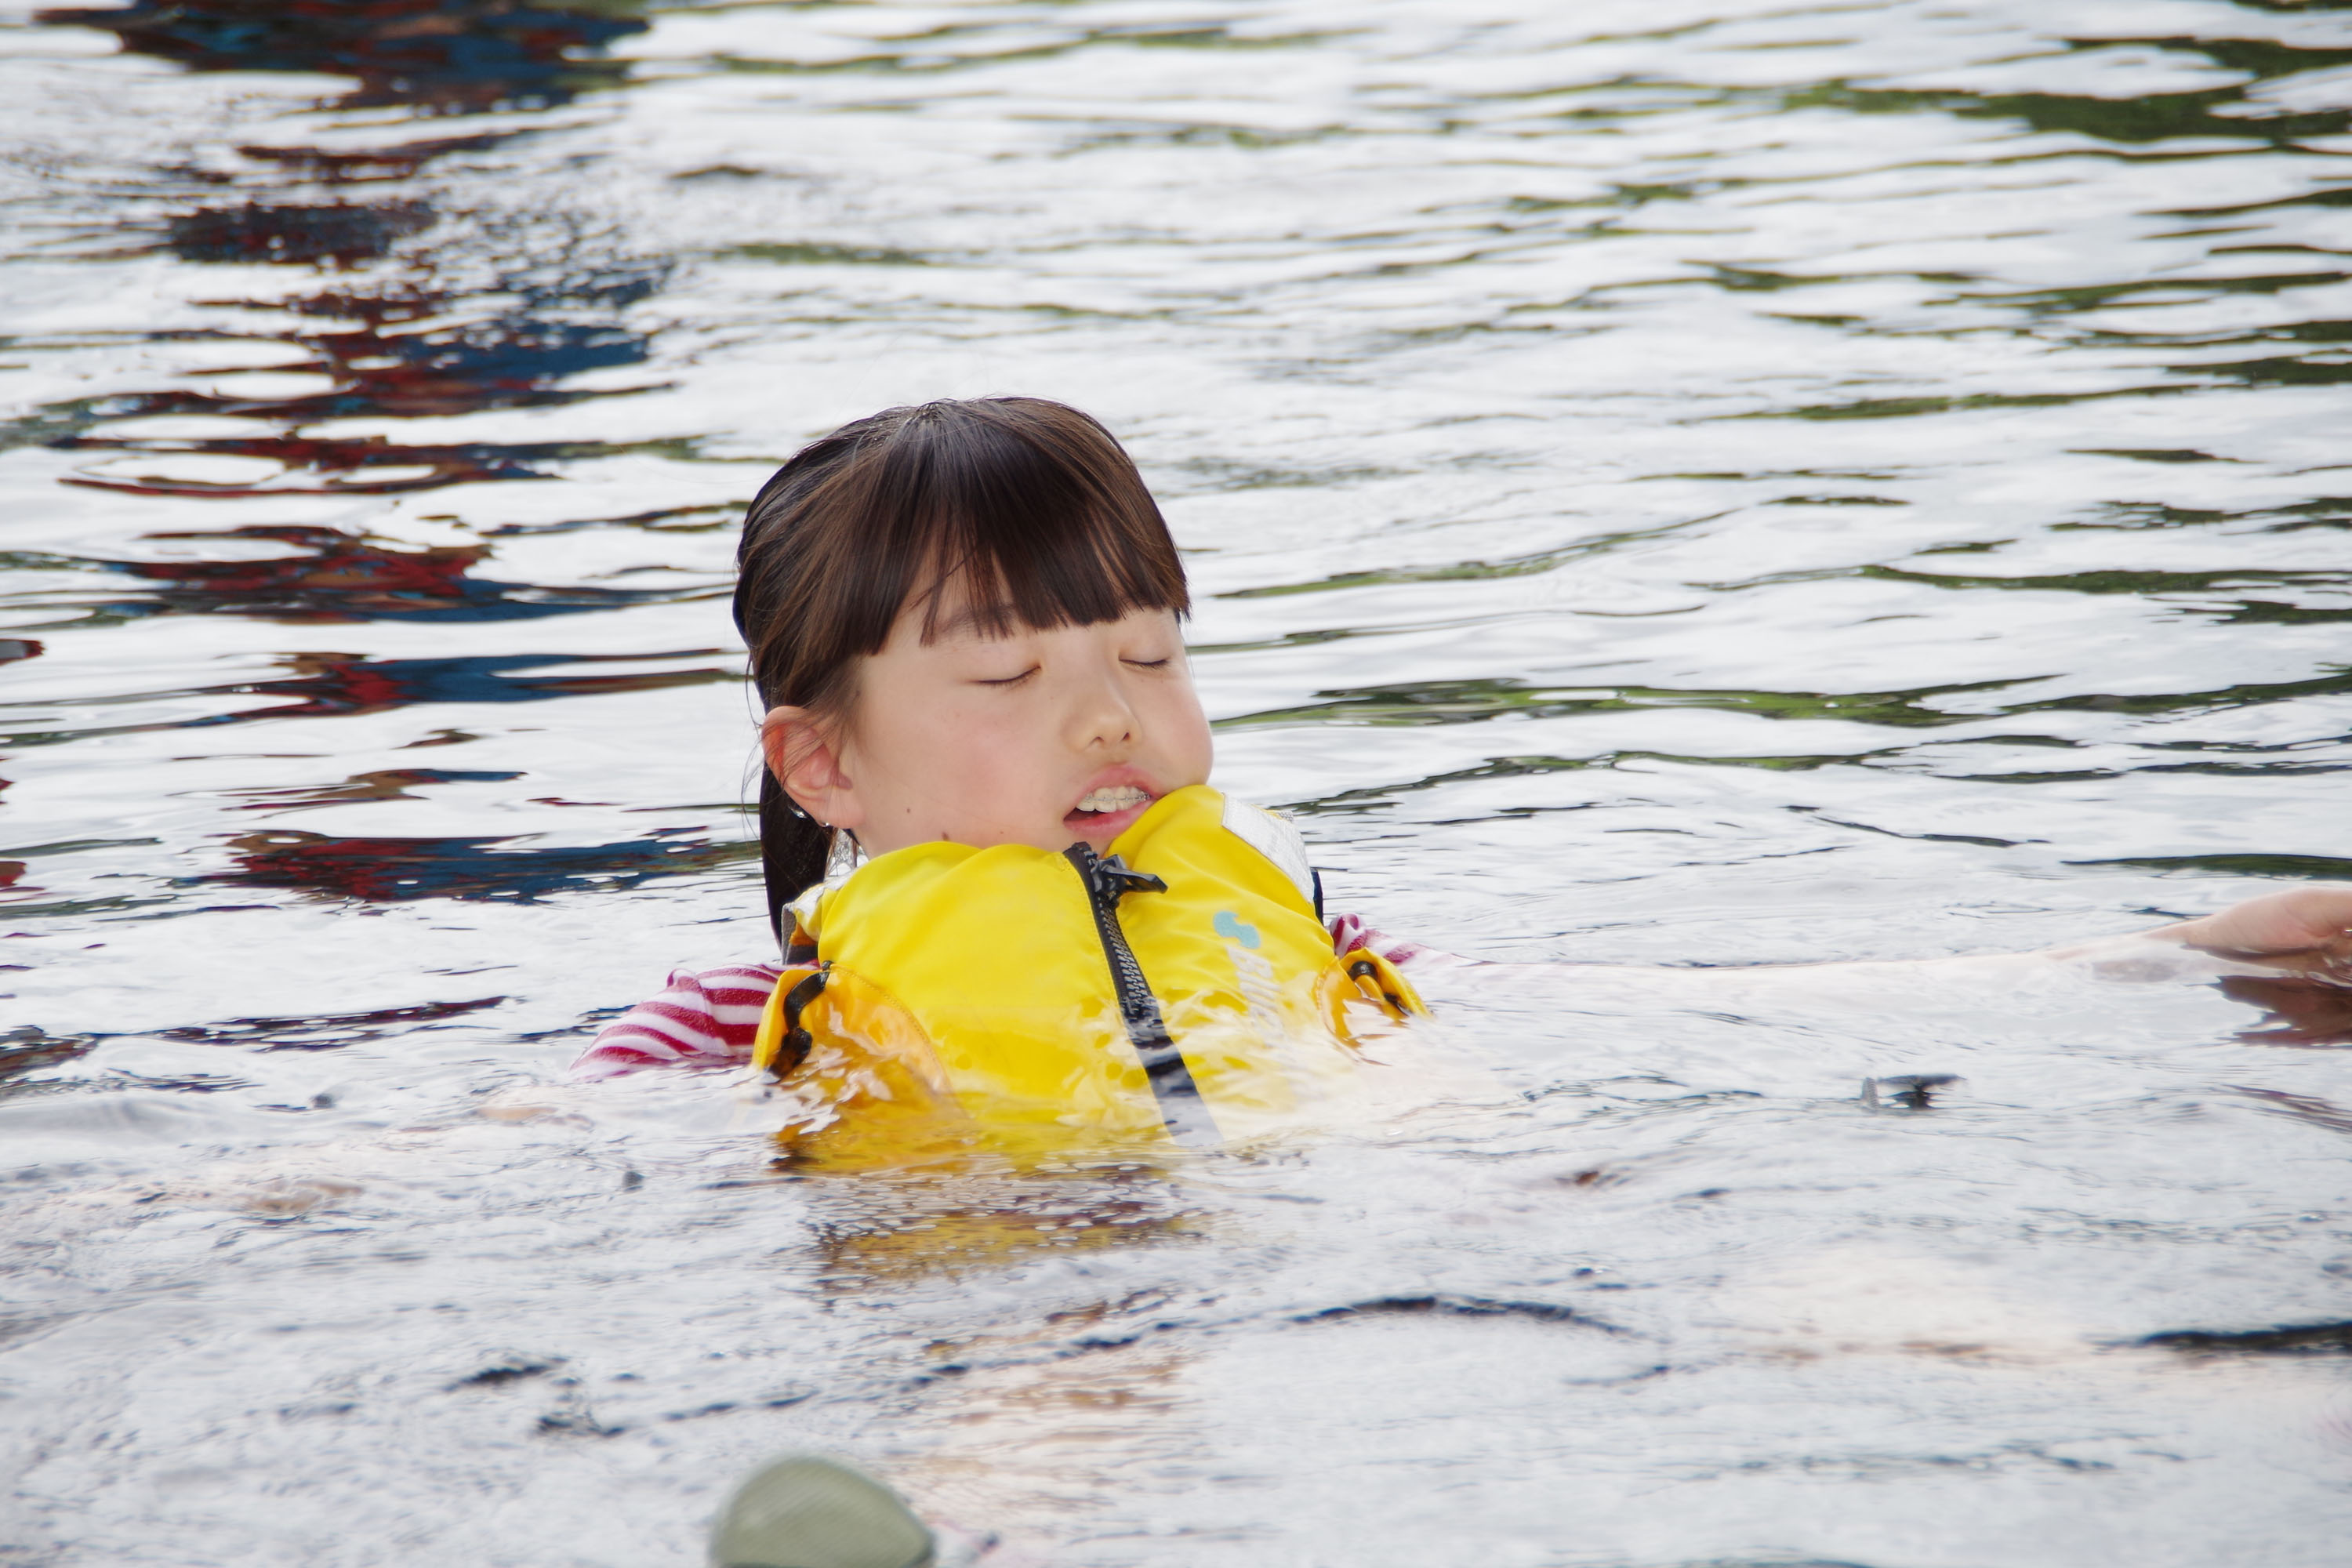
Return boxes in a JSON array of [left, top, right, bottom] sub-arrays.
[[576, 397, 2352, 1153]]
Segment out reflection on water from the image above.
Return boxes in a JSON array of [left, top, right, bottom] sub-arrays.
[[16, 524, 716, 623], [5, 0, 2352, 1563], [2220, 979, 2352, 1047], [796, 1164, 1200, 1290], [223, 766, 525, 811], [38, 0, 648, 111], [20, 0, 668, 505], [210, 823, 750, 902], [1, 649, 734, 747], [165, 198, 437, 265], [149, 993, 513, 1051], [49, 231, 671, 495]]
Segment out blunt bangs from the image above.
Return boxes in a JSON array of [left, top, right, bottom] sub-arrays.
[[889, 400, 1189, 645], [734, 397, 1189, 714], [735, 398, 1187, 713]]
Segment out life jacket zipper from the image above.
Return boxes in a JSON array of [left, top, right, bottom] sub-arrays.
[[1064, 844, 1218, 1145]]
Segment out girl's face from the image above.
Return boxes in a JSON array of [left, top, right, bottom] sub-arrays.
[[764, 601, 1214, 859]]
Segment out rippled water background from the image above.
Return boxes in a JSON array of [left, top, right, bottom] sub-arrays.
[[4, 1, 2350, 1563]]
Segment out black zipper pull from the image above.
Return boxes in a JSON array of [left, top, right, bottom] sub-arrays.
[[1083, 851, 1167, 902]]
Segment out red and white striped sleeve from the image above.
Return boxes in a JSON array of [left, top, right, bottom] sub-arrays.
[[572, 963, 782, 1079], [1327, 912, 1440, 967]]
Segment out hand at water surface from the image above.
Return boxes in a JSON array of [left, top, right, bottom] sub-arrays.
[[2149, 886, 2352, 971]]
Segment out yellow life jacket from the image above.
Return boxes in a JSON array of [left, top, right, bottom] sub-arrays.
[[751, 785, 1424, 1158]]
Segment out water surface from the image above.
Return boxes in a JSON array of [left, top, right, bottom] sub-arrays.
[[3, 2, 2350, 1563]]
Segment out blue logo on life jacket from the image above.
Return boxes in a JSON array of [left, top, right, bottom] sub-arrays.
[[1213, 909, 1261, 949]]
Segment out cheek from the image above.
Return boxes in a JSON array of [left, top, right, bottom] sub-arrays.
[[1152, 684, 1216, 778], [887, 699, 1045, 808]]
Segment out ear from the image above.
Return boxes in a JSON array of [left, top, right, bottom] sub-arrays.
[[760, 706, 866, 832]]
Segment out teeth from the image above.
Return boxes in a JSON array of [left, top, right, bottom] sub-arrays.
[[1075, 785, 1149, 814]]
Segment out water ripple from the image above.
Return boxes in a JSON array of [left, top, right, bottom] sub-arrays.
[[5, 1, 2351, 1562]]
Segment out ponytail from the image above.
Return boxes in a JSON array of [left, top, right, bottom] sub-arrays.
[[756, 770, 830, 949]]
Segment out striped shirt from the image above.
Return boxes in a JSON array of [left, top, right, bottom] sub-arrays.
[[572, 962, 785, 1078], [569, 914, 1428, 1079]]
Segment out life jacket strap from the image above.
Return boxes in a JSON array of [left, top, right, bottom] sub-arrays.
[[770, 964, 830, 1078], [1348, 956, 1412, 1020]]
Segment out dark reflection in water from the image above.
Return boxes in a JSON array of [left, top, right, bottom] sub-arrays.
[[1699, 561, 2352, 626], [22, 525, 717, 624], [1294, 1294, 1619, 1330], [56, 427, 641, 497], [2217, 980, 2352, 1047], [209, 826, 751, 902], [165, 200, 437, 266], [38, 0, 648, 114], [0, 1025, 100, 1096], [4, 991, 519, 1087], [2140, 1319, 2352, 1356], [0, 651, 734, 749], [1227, 670, 2352, 737], [2054, 495, 2352, 534], [221, 648, 733, 718], [38, 0, 665, 500], [223, 767, 524, 811], [2168, 181, 2352, 220], [1230, 674, 2013, 731], [151, 994, 510, 1051], [1788, 31, 2352, 147], [2085, 853, 2352, 880], [83, 257, 665, 423], [54, 301, 671, 494]]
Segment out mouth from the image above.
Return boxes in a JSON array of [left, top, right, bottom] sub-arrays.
[[1064, 781, 1156, 837], [1073, 784, 1151, 815]]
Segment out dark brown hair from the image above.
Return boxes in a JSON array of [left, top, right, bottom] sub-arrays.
[[732, 397, 1190, 944]]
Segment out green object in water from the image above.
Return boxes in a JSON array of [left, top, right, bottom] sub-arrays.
[[710, 1454, 936, 1568]]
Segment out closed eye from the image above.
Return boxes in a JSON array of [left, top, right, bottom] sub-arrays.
[[976, 666, 1038, 687], [1123, 657, 1172, 670]]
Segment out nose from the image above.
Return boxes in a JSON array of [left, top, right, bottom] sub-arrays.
[[1065, 664, 1138, 753]]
